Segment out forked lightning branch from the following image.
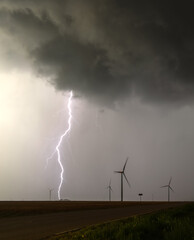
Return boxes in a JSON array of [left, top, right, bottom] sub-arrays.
[[47, 91, 73, 200]]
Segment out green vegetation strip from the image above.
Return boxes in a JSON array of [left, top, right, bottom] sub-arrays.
[[47, 203, 194, 240]]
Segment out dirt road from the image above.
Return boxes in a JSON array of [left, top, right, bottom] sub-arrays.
[[0, 202, 184, 240]]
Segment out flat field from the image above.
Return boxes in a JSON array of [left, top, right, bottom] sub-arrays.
[[0, 201, 189, 240], [0, 200, 185, 218]]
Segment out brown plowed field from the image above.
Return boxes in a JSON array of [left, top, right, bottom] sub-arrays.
[[0, 201, 187, 240], [0, 200, 185, 217]]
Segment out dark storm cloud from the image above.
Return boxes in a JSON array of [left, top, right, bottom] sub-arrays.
[[0, 0, 194, 104], [34, 35, 126, 100]]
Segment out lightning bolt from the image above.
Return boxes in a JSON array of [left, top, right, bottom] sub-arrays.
[[46, 91, 73, 200], [57, 90, 73, 200]]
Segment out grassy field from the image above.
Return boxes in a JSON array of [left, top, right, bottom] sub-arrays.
[[46, 203, 194, 240]]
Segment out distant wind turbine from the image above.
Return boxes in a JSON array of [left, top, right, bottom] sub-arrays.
[[161, 177, 174, 202], [107, 179, 113, 201], [114, 157, 130, 201], [49, 188, 54, 201]]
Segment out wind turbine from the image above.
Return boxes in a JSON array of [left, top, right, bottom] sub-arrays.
[[107, 179, 113, 201], [48, 188, 54, 201], [161, 177, 174, 202], [114, 157, 130, 201]]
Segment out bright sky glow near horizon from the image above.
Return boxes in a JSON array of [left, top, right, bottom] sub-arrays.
[[0, 1, 194, 201]]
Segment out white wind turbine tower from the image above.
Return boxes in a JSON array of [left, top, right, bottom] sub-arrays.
[[107, 179, 113, 201], [161, 177, 174, 202], [114, 157, 131, 201]]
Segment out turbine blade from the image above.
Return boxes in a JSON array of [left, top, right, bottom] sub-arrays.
[[123, 157, 128, 172], [169, 177, 172, 185], [169, 186, 174, 192], [110, 187, 113, 192], [114, 171, 122, 173], [123, 173, 131, 187], [160, 185, 168, 188]]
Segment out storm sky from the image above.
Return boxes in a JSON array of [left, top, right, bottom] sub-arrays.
[[0, 0, 194, 201]]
